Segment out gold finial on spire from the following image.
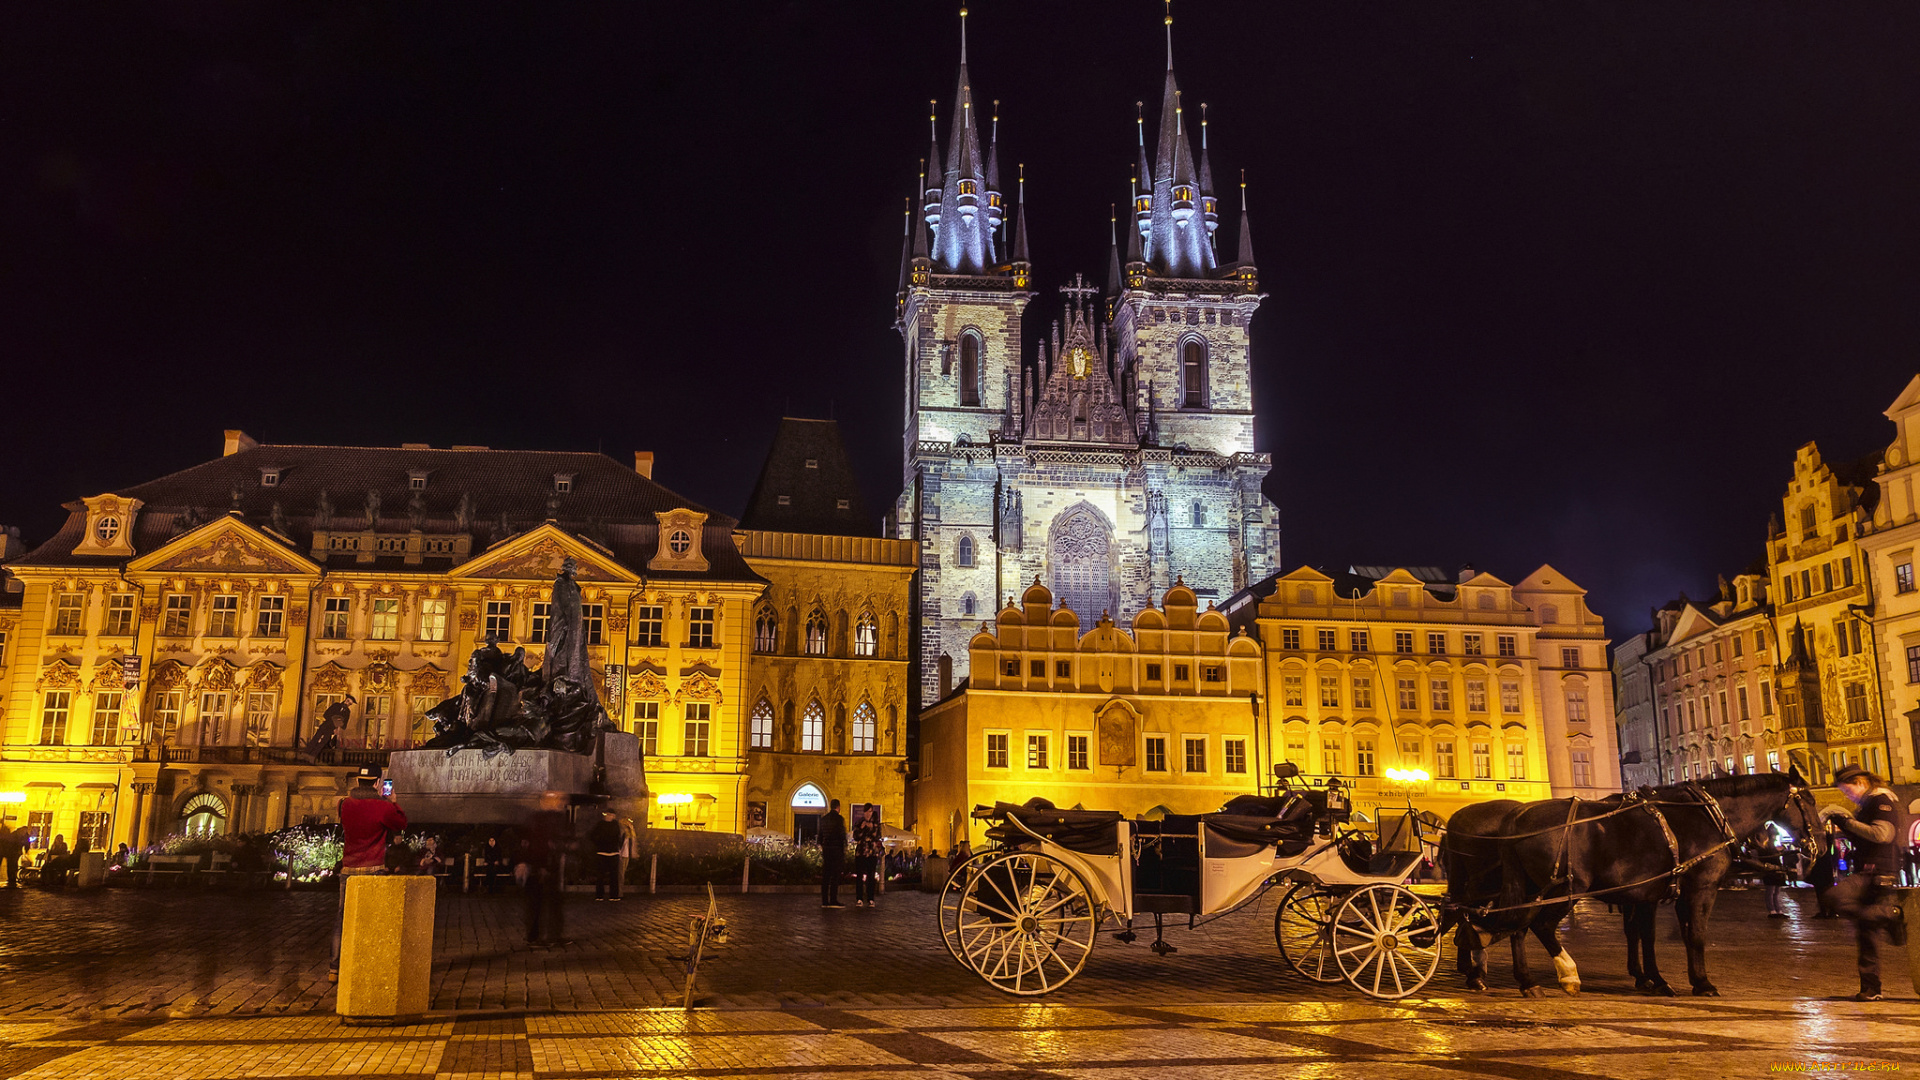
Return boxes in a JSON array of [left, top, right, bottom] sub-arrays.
[[929, 99, 937, 141], [959, 6, 968, 64], [1164, 0, 1174, 65], [1174, 89, 1183, 133], [1200, 102, 1208, 148]]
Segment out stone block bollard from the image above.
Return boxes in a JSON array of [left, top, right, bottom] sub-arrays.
[[337, 875, 436, 1024], [1904, 889, 1920, 997], [74, 852, 108, 888]]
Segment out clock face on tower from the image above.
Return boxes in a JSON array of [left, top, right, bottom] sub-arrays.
[[1069, 347, 1090, 378]]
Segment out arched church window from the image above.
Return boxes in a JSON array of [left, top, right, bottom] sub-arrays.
[[1049, 507, 1113, 624], [854, 613, 878, 657], [851, 702, 877, 754], [753, 610, 777, 653], [1182, 339, 1206, 408], [805, 611, 829, 656], [750, 696, 775, 749], [959, 334, 981, 406], [802, 699, 825, 752], [956, 535, 975, 568], [1191, 501, 1206, 528]]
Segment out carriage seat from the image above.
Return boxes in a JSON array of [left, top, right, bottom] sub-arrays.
[[989, 804, 1125, 857], [1201, 813, 1315, 859]]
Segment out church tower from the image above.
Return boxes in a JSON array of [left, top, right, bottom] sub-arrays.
[[895, 8, 1277, 708], [894, 9, 1034, 706]]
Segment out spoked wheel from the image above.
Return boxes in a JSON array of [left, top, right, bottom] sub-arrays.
[[1274, 882, 1343, 983], [1330, 883, 1443, 1000], [953, 851, 1098, 996], [938, 848, 1005, 964]]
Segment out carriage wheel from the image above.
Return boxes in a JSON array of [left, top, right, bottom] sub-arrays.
[[1330, 883, 1442, 1000], [953, 851, 1098, 996], [1274, 883, 1343, 983], [939, 848, 1006, 965]]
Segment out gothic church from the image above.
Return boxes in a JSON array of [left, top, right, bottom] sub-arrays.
[[892, 11, 1278, 705]]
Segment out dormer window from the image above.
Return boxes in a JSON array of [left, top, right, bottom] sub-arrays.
[[1135, 196, 1149, 213], [804, 459, 818, 469], [777, 495, 791, 506], [988, 192, 1002, 208], [836, 499, 851, 510], [553, 474, 573, 494], [259, 469, 280, 488], [94, 517, 121, 544], [958, 179, 977, 196], [408, 471, 429, 491]]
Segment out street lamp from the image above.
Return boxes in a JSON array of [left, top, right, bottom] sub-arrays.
[[656, 792, 693, 830]]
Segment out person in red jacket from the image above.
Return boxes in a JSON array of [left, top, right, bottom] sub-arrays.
[[329, 765, 407, 982]]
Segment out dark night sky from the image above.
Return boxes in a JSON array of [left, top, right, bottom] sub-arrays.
[[2, 3, 1916, 640]]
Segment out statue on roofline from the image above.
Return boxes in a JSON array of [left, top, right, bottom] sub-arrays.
[[420, 558, 615, 757]]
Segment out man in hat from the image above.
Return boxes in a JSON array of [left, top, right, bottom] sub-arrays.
[[330, 764, 406, 983], [1822, 764, 1907, 1000]]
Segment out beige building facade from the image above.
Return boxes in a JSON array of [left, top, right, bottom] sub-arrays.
[[1859, 374, 1920, 783], [916, 581, 1263, 853], [1642, 577, 1780, 782]]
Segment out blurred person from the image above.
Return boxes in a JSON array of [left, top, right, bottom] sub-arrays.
[[589, 810, 623, 901], [330, 765, 406, 983], [1821, 765, 1907, 1001], [852, 807, 883, 908], [520, 792, 575, 946]]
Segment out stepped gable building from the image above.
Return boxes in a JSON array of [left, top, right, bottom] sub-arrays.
[[1767, 441, 1887, 782], [0, 432, 769, 849], [892, 10, 1277, 707], [735, 419, 915, 841]]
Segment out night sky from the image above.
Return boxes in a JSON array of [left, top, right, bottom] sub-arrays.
[[3, 3, 1916, 640]]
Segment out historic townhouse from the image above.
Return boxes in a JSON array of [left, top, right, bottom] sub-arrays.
[[1611, 630, 1661, 789], [892, 11, 1276, 708], [0, 432, 768, 849], [1767, 441, 1888, 781], [915, 580, 1263, 852], [1640, 574, 1780, 781], [1232, 564, 1618, 822], [1859, 374, 1920, 783], [736, 419, 916, 841]]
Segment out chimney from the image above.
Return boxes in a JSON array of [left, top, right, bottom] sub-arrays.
[[223, 430, 258, 457], [633, 451, 654, 479], [1457, 563, 1476, 583]]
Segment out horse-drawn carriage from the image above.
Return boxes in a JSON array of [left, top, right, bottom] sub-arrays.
[[940, 784, 1445, 999]]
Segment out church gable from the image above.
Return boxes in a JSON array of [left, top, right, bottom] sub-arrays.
[[129, 516, 319, 577], [1026, 279, 1135, 446], [451, 525, 634, 583]]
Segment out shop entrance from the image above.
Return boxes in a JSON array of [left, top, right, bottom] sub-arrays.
[[790, 783, 827, 844]]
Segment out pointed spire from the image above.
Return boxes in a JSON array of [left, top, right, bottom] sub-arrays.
[[1235, 171, 1255, 267], [985, 100, 1002, 194], [1126, 161, 1145, 265], [1011, 163, 1030, 265], [1107, 204, 1123, 295], [896, 195, 914, 297], [1144, 3, 1212, 278], [933, 6, 991, 273]]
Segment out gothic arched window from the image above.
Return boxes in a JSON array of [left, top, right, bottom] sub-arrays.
[[959, 333, 981, 406], [1191, 501, 1206, 528], [1182, 339, 1206, 408], [1049, 505, 1113, 624], [753, 609, 777, 653], [854, 613, 878, 657], [750, 696, 775, 749], [805, 611, 828, 656], [956, 535, 975, 568], [851, 701, 877, 754], [802, 699, 825, 752]]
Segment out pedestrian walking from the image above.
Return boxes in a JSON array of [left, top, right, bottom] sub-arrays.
[[520, 791, 575, 947], [589, 810, 624, 901], [0, 822, 22, 889], [818, 799, 848, 908], [330, 765, 407, 983], [1821, 765, 1908, 1001], [852, 806, 883, 908]]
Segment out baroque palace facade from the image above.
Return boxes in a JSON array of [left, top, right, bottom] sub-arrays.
[[0, 428, 909, 851], [892, 12, 1276, 707]]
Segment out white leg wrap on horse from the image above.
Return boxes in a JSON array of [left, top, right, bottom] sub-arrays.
[[1553, 950, 1581, 992]]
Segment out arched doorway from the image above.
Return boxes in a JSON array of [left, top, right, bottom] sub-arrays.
[[791, 782, 828, 845], [179, 792, 228, 838]]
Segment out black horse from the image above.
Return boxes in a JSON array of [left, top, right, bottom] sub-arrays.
[[1471, 771, 1822, 997], [1443, 800, 1583, 996]]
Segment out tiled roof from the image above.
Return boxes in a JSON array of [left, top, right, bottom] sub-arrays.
[[737, 419, 875, 537], [11, 443, 761, 583]]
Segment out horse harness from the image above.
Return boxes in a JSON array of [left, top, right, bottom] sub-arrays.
[[1457, 782, 1743, 917]]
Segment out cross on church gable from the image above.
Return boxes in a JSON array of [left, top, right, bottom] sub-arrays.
[[1058, 273, 1099, 308]]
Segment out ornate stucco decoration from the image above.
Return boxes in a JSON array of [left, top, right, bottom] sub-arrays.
[[74, 494, 143, 558], [649, 509, 711, 573]]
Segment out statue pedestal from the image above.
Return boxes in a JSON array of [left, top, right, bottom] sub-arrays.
[[388, 732, 645, 824]]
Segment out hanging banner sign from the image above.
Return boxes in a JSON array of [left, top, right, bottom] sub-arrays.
[[121, 654, 142, 690]]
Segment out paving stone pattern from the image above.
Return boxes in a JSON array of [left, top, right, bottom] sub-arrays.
[[0, 882, 1903, 1019]]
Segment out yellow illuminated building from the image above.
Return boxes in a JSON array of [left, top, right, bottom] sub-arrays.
[[1767, 441, 1889, 782], [0, 432, 770, 848], [1858, 374, 1920, 783], [916, 580, 1264, 852], [735, 418, 916, 840]]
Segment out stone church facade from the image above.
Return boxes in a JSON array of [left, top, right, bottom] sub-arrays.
[[892, 14, 1278, 706]]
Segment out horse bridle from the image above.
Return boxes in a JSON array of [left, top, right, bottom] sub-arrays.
[[1781, 783, 1823, 861]]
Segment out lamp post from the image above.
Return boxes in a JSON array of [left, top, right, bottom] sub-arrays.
[[1247, 692, 1264, 795]]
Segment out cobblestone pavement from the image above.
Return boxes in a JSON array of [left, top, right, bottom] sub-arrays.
[[0, 883, 1911, 1077], [0, 881, 1901, 1018]]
